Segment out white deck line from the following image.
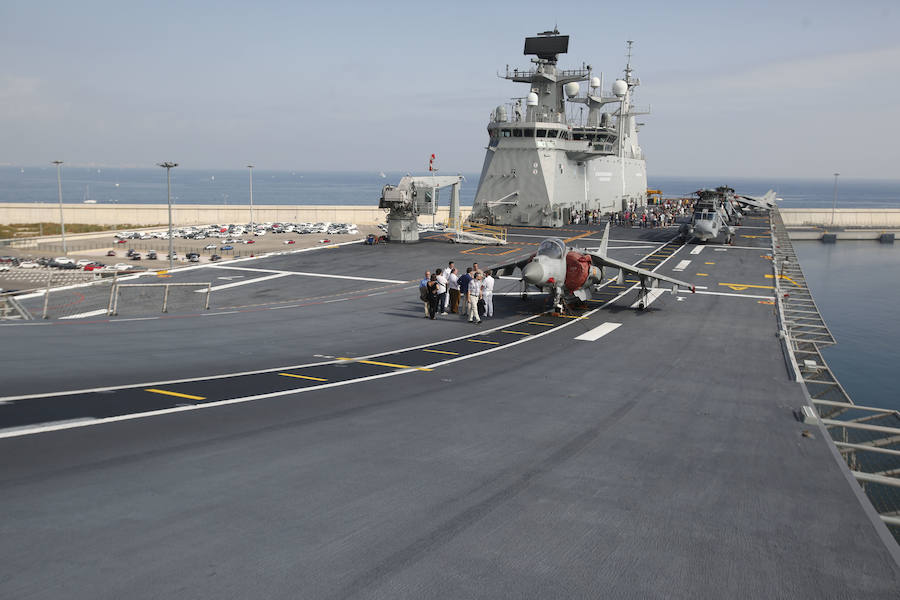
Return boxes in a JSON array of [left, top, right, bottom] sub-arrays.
[[203, 273, 291, 292], [210, 265, 405, 284], [673, 260, 691, 272], [690, 246, 704, 255], [574, 322, 622, 341], [58, 309, 109, 320]]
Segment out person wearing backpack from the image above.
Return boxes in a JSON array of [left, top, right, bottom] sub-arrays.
[[419, 270, 431, 318]]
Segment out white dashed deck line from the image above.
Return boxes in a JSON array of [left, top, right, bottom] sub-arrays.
[[574, 322, 622, 341], [690, 246, 705, 255], [630, 289, 668, 309], [673, 260, 691, 272]]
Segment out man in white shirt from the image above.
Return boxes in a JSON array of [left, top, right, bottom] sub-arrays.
[[441, 261, 454, 312], [447, 267, 460, 314], [481, 269, 495, 318], [435, 268, 448, 315], [467, 272, 482, 324]]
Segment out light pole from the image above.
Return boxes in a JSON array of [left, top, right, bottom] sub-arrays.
[[52, 160, 67, 255], [158, 162, 178, 270], [831, 172, 840, 227], [247, 164, 254, 228]]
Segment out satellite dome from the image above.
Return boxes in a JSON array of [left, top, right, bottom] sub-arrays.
[[526, 92, 539, 106], [564, 82, 580, 98], [494, 105, 508, 122], [613, 79, 628, 98], [590, 76, 601, 89]]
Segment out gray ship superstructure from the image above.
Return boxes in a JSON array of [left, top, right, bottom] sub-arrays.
[[470, 31, 649, 227]]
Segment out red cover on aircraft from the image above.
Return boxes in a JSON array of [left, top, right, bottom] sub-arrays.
[[564, 251, 591, 292]]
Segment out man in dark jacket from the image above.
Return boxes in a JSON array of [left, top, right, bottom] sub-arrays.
[[457, 267, 473, 318]]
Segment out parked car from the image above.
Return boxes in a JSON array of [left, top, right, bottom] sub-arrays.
[[113, 263, 132, 271], [204, 244, 217, 250], [245, 239, 255, 244], [220, 245, 233, 251], [107, 250, 117, 257], [125, 249, 136, 257], [146, 251, 157, 260], [186, 252, 200, 262], [76, 259, 94, 268], [83, 263, 105, 271], [19, 261, 39, 269], [131, 253, 142, 261], [115, 239, 127, 244], [284, 240, 296, 245], [210, 254, 222, 262]]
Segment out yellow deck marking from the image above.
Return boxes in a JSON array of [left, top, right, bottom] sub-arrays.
[[279, 373, 328, 382], [528, 321, 555, 326], [557, 314, 587, 319], [696, 273, 709, 276], [468, 339, 499, 345], [741, 234, 770, 239], [761, 255, 773, 260], [563, 231, 594, 243], [719, 283, 775, 291], [704, 262, 715, 265], [757, 300, 775, 305], [145, 388, 205, 401], [765, 274, 800, 286], [501, 330, 530, 335], [422, 349, 459, 355], [337, 357, 433, 371]]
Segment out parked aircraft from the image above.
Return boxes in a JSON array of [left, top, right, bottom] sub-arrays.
[[494, 223, 694, 312]]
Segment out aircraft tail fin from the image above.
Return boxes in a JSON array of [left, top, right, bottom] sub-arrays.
[[600, 222, 610, 256]]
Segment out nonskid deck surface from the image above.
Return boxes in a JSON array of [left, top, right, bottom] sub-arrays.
[[1, 214, 897, 598]]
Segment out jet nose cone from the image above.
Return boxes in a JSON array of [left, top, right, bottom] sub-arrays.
[[522, 261, 545, 286]]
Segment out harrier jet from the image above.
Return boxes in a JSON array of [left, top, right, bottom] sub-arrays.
[[494, 223, 694, 312]]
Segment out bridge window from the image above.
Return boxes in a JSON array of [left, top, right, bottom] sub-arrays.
[[523, 128, 534, 137], [513, 129, 523, 137], [501, 129, 511, 137], [536, 129, 547, 137]]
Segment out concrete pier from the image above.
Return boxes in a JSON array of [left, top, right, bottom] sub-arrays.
[[0, 203, 472, 227]]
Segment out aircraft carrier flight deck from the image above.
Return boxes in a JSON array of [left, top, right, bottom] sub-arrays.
[[1, 213, 898, 598]]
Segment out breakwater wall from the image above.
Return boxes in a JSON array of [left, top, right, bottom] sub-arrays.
[[780, 208, 900, 228], [0, 203, 472, 227]]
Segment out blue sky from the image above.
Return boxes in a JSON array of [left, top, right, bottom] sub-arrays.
[[2, 0, 899, 178]]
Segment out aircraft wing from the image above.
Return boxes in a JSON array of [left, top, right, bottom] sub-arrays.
[[491, 254, 535, 277], [587, 251, 695, 291], [584, 222, 694, 292], [735, 190, 777, 210]]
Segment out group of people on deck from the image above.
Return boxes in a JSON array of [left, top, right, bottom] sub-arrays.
[[419, 261, 494, 324]]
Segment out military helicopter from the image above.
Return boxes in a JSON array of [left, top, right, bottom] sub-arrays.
[[494, 223, 694, 312], [680, 189, 736, 244]]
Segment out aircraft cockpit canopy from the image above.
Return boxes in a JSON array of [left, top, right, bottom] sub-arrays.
[[537, 238, 565, 259]]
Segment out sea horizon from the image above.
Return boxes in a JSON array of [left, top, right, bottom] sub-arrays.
[[2, 166, 899, 209]]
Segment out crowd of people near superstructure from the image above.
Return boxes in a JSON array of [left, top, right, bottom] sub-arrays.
[[419, 261, 494, 324], [569, 198, 695, 228]]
